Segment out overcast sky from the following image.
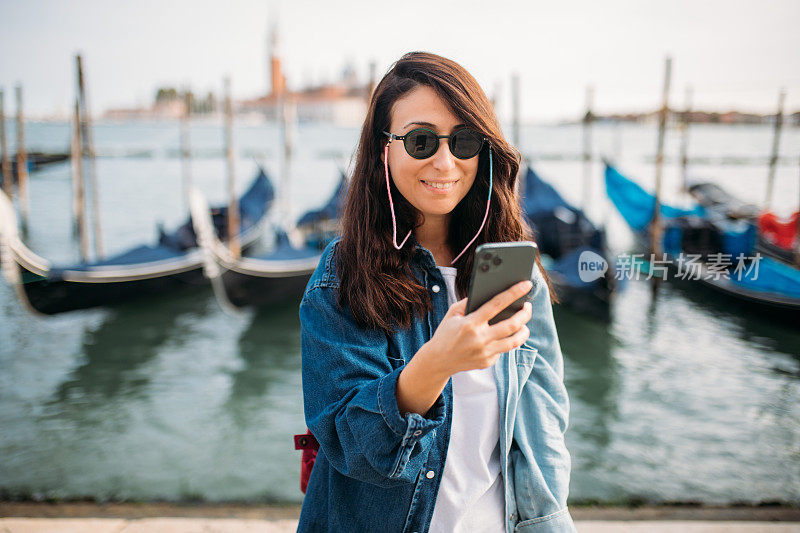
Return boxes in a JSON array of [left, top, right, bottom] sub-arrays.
[[1, 0, 799, 122]]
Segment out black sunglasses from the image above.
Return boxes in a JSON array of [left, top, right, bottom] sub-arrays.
[[383, 127, 487, 160]]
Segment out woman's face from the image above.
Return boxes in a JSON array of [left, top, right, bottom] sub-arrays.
[[384, 85, 480, 220]]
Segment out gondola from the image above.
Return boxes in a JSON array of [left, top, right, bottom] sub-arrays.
[[520, 166, 615, 322], [2, 152, 71, 182], [685, 181, 760, 221], [756, 210, 799, 264], [686, 181, 799, 265], [296, 171, 348, 251], [189, 173, 347, 310], [604, 162, 800, 318], [0, 168, 274, 315]]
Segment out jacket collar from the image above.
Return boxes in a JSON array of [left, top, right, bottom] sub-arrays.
[[409, 233, 439, 271]]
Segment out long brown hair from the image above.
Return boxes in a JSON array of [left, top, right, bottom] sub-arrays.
[[338, 51, 555, 333]]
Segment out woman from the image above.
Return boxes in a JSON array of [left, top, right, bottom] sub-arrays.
[[298, 51, 575, 533]]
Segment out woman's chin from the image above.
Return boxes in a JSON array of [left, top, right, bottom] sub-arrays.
[[417, 201, 459, 217]]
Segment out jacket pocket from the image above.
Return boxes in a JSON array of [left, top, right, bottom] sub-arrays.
[[515, 346, 537, 367], [514, 347, 537, 394], [387, 356, 406, 370]]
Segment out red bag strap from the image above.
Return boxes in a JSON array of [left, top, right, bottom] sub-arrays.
[[294, 430, 319, 451]]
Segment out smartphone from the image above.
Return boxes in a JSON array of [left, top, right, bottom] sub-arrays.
[[465, 241, 539, 325]]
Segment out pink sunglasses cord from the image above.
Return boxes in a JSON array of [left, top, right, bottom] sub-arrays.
[[383, 141, 492, 265]]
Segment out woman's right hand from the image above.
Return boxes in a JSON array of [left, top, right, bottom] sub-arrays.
[[425, 279, 533, 376]]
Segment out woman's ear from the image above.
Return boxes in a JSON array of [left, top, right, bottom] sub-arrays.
[[380, 140, 388, 165]]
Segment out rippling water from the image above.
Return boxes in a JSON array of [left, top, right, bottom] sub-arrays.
[[1, 120, 798, 504]]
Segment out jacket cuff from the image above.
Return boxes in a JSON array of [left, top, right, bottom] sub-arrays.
[[377, 365, 446, 444], [514, 507, 576, 533]]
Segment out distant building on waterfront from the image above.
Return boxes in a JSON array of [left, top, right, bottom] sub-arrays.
[[104, 99, 185, 121], [104, 88, 217, 121], [103, 23, 372, 126], [591, 108, 799, 126], [238, 24, 371, 126]]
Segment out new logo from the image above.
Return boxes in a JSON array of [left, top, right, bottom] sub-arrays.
[[578, 250, 608, 283]]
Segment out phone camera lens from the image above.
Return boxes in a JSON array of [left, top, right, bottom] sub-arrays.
[[493, 257, 502, 266], [482, 253, 492, 261], [480, 263, 490, 272]]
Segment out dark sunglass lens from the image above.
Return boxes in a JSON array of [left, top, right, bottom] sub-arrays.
[[405, 130, 438, 159], [451, 129, 483, 159]]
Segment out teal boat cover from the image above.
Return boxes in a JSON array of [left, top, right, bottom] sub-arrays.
[[604, 163, 705, 232], [731, 255, 800, 299]]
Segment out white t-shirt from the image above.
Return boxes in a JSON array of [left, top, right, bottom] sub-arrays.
[[428, 265, 506, 533]]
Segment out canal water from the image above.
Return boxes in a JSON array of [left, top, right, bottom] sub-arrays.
[[1, 120, 798, 504]]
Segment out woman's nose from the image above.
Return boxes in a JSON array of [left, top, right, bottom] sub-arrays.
[[431, 140, 456, 171]]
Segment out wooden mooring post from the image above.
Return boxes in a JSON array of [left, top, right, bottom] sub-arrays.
[[0, 89, 11, 196], [280, 95, 296, 231], [582, 85, 594, 211], [764, 89, 785, 209], [224, 77, 240, 259], [511, 74, 526, 198], [70, 98, 88, 261], [511, 73, 520, 148], [181, 89, 192, 213], [795, 152, 800, 267], [650, 57, 672, 295], [76, 54, 103, 259], [15, 85, 29, 232], [679, 87, 692, 191]]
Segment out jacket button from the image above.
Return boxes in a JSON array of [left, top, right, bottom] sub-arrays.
[[432, 285, 440, 293], [426, 470, 435, 479], [413, 430, 422, 436]]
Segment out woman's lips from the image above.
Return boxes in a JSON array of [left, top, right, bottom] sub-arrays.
[[420, 179, 458, 193]]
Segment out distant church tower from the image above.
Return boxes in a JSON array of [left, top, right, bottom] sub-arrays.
[[268, 20, 287, 96]]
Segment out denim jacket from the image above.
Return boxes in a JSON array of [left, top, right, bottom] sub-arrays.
[[298, 236, 575, 533]]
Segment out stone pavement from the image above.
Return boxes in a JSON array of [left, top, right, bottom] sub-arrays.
[[1, 518, 800, 532], [2, 504, 798, 532]]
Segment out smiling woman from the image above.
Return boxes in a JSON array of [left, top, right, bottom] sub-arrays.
[[298, 51, 574, 533], [381, 86, 488, 264]]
